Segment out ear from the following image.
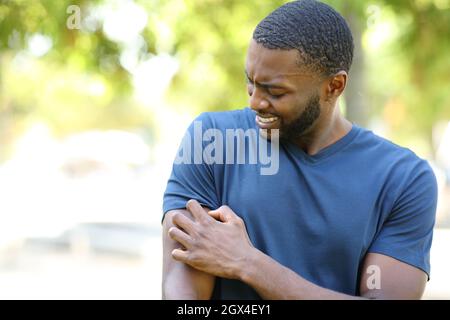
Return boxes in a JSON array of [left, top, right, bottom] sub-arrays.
[[324, 71, 347, 102]]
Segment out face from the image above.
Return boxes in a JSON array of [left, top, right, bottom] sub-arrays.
[[245, 40, 326, 141]]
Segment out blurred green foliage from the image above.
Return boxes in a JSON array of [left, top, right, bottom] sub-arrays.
[[0, 0, 449, 158]]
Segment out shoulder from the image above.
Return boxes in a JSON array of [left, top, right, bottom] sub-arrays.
[[194, 107, 256, 131], [354, 126, 437, 198], [355, 126, 431, 169]]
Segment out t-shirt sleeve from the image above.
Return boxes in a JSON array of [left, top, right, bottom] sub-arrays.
[[162, 113, 220, 217], [368, 162, 438, 278]]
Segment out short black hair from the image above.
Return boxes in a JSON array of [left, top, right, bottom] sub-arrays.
[[253, 0, 354, 76]]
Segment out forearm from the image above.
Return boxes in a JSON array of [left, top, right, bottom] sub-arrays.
[[239, 248, 364, 300], [163, 263, 215, 300]]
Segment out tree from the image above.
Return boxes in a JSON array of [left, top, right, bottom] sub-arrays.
[[1, 0, 449, 156]]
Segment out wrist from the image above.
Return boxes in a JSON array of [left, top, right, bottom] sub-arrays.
[[236, 246, 261, 283]]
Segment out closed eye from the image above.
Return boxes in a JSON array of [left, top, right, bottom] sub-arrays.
[[269, 93, 285, 99], [267, 89, 286, 99], [245, 72, 287, 99]]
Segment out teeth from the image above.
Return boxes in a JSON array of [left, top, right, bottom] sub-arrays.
[[258, 116, 278, 123]]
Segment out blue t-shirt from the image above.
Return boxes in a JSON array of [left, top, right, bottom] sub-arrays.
[[163, 107, 437, 299]]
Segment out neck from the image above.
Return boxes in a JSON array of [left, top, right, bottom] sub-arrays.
[[293, 103, 352, 156]]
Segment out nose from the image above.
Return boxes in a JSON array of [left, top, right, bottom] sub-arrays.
[[249, 88, 269, 112]]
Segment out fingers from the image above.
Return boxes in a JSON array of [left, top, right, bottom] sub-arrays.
[[210, 207, 250, 244], [168, 227, 191, 249], [208, 210, 221, 220], [171, 248, 189, 263], [208, 205, 237, 223], [172, 212, 195, 234], [186, 199, 211, 222]]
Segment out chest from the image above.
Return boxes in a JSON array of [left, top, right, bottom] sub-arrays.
[[219, 161, 387, 256]]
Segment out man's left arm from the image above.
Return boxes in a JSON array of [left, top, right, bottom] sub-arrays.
[[169, 200, 428, 299], [238, 249, 427, 299]]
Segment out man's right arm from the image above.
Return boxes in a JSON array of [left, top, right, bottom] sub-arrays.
[[162, 209, 216, 299]]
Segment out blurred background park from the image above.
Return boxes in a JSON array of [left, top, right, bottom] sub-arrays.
[[0, 0, 449, 299]]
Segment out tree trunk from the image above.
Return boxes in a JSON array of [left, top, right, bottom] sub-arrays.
[[343, 9, 369, 127]]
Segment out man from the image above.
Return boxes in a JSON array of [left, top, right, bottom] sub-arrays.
[[162, 0, 437, 299]]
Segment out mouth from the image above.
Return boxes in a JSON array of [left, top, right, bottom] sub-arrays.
[[255, 114, 280, 129]]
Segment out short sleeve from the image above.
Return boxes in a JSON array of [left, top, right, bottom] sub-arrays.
[[368, 162, 438, 278], [162, 113, 220, 217]]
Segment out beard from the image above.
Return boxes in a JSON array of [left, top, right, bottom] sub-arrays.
[[279, 93, 321, 141]]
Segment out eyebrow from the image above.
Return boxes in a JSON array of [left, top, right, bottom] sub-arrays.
[[244, 71, 288, 90]]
